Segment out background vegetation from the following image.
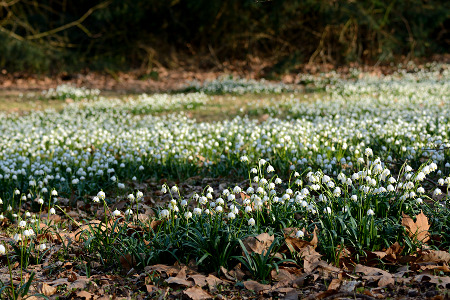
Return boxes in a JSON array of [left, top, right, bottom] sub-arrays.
[[0, 0, 448, 73]]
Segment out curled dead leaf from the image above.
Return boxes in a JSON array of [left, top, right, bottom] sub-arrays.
[[402, 210, 430, 243]]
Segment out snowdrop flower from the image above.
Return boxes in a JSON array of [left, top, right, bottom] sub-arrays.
[[247, 187, 254, 194], [118, 183, 125, 189], [112, 209, 121, 217], [296, 230, 304, 238], [227, 212, 236, 220], [184, 211, 192, 219], [193, 208, 202, 215], [367, 209, 375, 216], [180, 200, 188, 207], [51, 190, 58, 196], [227, 194, 235, 201], [0, 198, 2, 205], [110, 176, 116, 182], [240, 156, 248, 162], [275, 178, 282, 184], [14, 189, 20, 195], [417, 187, 425, 194], [333, 187, 341, 197], [324, 207, 332, 214], [245, 206, 252, 213], [37, 198, 44, 205], [161, 185, 167, 194], [0, 244, 6, 254], [199, 196, 208, 205], [160, 209, 170, 218], [13, 234, 21, 242], [19, 220, 27, 228], [365, 148, 373, 157], [248, 218, 255, 226], [405, 165, 413, 172], [251, 168, 258, 174], [39, 244, 47, 251], [125, 209, 133, 216], [49, 208, 56, 215], [233, 186, 242, 194], [136, 191, 143, 199], [438, 178, 445, 185], [433, 188, 442, 196], [416, 198, 423, 204], [93, 196, 100, 203], [267, 165, 275, 173], [139, 165, 144, 171], [97, 191, 106, 199], [215, 206, 223, 213], [259, 159, 267, 165], [351, 195, 357, 202], [128, 194, 135, 201]]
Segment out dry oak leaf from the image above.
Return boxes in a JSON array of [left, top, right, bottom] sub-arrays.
[[164, 276, 194, 287], [243, 280, 271, 292], [75, 290, 98, 300], [37, 282, 57, 296], [402, 210, 430, 243], [183, 286, 213, 300], [242, 232, 274, 255], [354, 264, 394, 287], [417, 250, 450, 264]]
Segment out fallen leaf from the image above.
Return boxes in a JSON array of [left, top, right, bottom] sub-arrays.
[[402, 211, 430, 242], [75, 290, 97, 300], [327, 278, 341, 291], [243, 280, 271, 292], [165, 277, 194, 287], [418, 250, 450, 264], [339, 280, 360, 293], [205, 274, 223, 287], [242, 232, 274, 254], [38, 283, 57, 296], [183, 286, 212, 300]]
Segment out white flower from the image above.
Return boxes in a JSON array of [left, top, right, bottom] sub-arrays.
[[248, 218, 255, 226], [51, 190, 58, 196], [125, 209, 133, 216], [251, 168, 258, 174], [14, 189, 20, 195], [128, 194, 135, 200], [240, 156, 248, 162], [136, 191, 143, 199], [259, 159, 267, 165], [267, 165, 275, 173], [93, 196, 100, 203], [49, 208, 56, 215], [39, 244, 47, 251], [416, 198, 423, 204], [118, 183, 125, 189], [160, 209, 170, 218], [37, 198, 44, 205], [245, 206, 252, 213], [97, 191, 106, 199], [275, 178, 282, 184], [184, 211, 192, 219], [433, 188, 442, 196], [139, 165, 144, 171], [19, 220, 27, 228], [438, 178, 445, 185], [161, 185, 167, 193], [295, 230, 304, 238], [110, 176, 117, 182], [247, 187, 254, 194], [193, 208, 202, 215], [365, 148, 373, 157], [112, 209, 121, 217], [0, 244, 6, 254], [367, 209, 375, 216], [333, 187, 341, 197], [351, 195, 357, 202], [227, 212, 236, 220], [227, 194, 235, 201], [324, 207, 332, 214], [405, 165, 413, 172], [417, 187, 425, 194], [13, 234, 21, 242], [215, 206, 223, 213], [171, 186, 179, 193]]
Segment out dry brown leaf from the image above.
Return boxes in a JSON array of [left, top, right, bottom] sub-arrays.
[[183, 286, 213, 300], [243, 280, 271, 292], [354, 264, 394, 287], [242, 232, 274, 254], [418, 250, 450, 264], [165, 276, 194, 287], [37, 283, 57, 296], [327, 278, 341, 291], [75, 290, 97, 300], [402, 210, 430, 242], [205, 274, 223, 287], [188, 274, 208, 287]]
